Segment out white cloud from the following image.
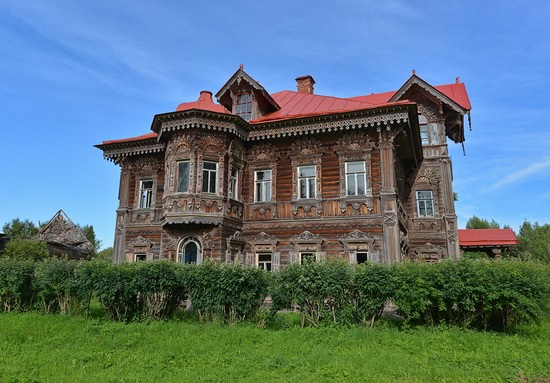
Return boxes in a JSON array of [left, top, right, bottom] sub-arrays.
[[492, 158, 550, 189]]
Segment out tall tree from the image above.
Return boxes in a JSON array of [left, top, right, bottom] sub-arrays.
[[511, 221, 550, 263], [2, 218, 39, 238], [465, 215, 501, 229]]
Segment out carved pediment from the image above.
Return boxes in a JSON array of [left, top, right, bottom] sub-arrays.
[[339, 229, 375, 245], [290, 230, 323, 244], [249, 143, 277, 162], [290, 137, 322, 156]]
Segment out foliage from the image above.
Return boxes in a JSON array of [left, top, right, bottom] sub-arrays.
[[82, 260, 140, 322], [1, 218, 39, 239], [0, 238, 50, 261], [0, 258, 36, 312], [134, 261, 188, 320], [392, 260, 550, 330], [511, 221, 550, 263], [465, 215, 501, 229], [352, 262, 395, 326], [33, 258, 92, 315], [186, 261, 269, 323], [95, 246, 113, 262], [270, 258, 354, 327]]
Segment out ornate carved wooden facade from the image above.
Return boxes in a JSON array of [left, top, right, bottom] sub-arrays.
[[97, 68, 471, 266]]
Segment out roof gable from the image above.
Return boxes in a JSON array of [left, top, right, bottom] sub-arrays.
[[215, 67, 280, 114], [35, 210, 94, 253], [390, 74, 471, 113]]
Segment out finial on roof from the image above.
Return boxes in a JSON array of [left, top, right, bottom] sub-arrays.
[[412, 69, 416, 76], [456, 76, 460, 84], [239, 64, 244, 70]]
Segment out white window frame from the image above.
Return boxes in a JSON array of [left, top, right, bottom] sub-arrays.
[[176, 160, 190, 193], [298, 165, 316, 199], [230, 167, 238, 200], [256, 253, 272, 271], [178, 236, 202, 265], [134, 253, 147, 262], [235, 92, 253, 121], [416, 190, 435, 217], [202, 161, 218, 194], [345, 161, 367, 196], [420, 122, 439, 146], [139, 179, 154, 209], [254, 169, 272, 202]]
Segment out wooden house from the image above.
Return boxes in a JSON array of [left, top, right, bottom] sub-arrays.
[[96, 67, 471, 267]]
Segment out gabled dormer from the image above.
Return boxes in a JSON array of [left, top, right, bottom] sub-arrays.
[[215, 66, 280, 122], [390, 73, 471, 144]]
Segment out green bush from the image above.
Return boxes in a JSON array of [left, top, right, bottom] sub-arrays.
[[352, 262, 394, 326], [186, 261, 269, 323], [1, 238, 50, 261], [33, 258, 91, 315], [134, 261, 188, 321], [0, 258, 36, 312], [270, 258, 354, 327], [82, 260, 140, 322]]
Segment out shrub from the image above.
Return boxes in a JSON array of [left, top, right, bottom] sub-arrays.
[[134, 261, 188, 321], [186, 261, 269, 323], [33, 258, 91, 315], [1, 238, 50, 261], [82, 260, 139, 322], [352, 262, 394, 326], [270, 258, 353, 327], [0, 258, 36, 312]]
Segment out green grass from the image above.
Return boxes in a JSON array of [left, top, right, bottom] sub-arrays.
[[1, 312, 549, 383]]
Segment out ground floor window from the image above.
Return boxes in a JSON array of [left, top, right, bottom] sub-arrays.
[[300, 252, 316, 264], [257, 253, 272, 271], [134, 253, 147, 262], [356, 252, 369, 264], [178, 236, 201, 264]]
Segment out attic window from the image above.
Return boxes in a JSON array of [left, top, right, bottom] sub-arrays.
[[235, 92, 253, 121]]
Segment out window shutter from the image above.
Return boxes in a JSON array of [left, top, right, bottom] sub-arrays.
[[318, 251, 326, 262], [125, 253, 133, 262], [245, 252, 254, 265], [289, 251, 298, 264], [146, 252, 154, 261], [272, 252, 281, 272], [225, 250, 232, 263]]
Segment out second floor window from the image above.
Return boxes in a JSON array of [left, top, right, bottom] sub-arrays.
[[177, 161, 190, 193], [230, 168, 238, 200], [236, 93, 253, 121], [420, 123, 439, 146], [345, 161, 366, 196], [298, 165, 316, 199], [202, 161, 217, 194], [139, 180, 154, 208], [255, 169, 271, 202], [416, 190, 434, 217]]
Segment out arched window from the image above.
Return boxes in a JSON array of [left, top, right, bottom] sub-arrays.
[[178, 236, 202, 264]]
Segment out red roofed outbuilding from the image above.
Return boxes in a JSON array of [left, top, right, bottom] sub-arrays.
[[458, 229, 518, 258]]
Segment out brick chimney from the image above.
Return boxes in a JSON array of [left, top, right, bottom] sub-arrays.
[[295, 75, 315, 94]]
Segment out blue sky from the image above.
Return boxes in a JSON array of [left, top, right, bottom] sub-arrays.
[[1, 1, 549, 249]]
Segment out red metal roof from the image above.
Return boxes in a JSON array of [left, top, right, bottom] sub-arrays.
[[458, 229, 518, 247], [251, 91, 411, 123], [176, 90, 230, 114], [349, 83, 471, 111], [101, 132, 158, 145]]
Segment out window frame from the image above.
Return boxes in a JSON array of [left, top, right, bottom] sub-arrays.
[[298, 165, 316, 199], [345, 161, 367, 196], [235, 92, 253, 121], [229, 167, 239, 200], [178, 236, 202, 265], [138, 179, 154, 209], [202, 161, 218, 194], [257, 253, 272, 271], [416, 190, 435, 217], [176, 160, 191, 193], [254, 169, 272, 202], [300, 252, 317, 264]]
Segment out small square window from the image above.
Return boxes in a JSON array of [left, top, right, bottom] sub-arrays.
[[257, 253, 272, 271], [135, 253, 147, 262], [300, 252, 316, 264], [356, 252, 369, 264]]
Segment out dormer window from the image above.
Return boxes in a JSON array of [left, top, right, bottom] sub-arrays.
[[235, 92, 253, 121]]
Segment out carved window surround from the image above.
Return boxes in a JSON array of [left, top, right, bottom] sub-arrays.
[[245, 232, 280, 270], [414, 242, 444, 263], [411, 169, 440, 220], [225, 231, 245, 263], [289, 230, 324, 263], [339, 229, 377, 264], [227, 139, 245, 203], [126, 235, 154, 262], [289, 138, 323, 216]]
